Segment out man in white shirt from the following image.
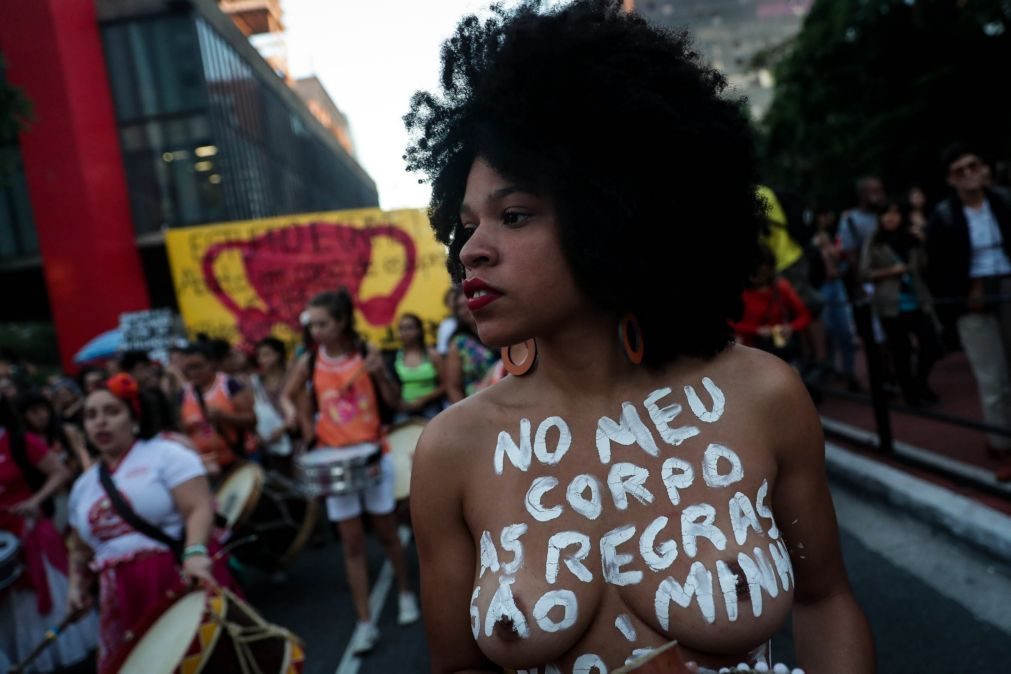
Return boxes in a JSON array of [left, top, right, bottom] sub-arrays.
[[926, 144, 1011, 453]]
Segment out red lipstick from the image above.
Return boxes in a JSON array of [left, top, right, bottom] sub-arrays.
[[463, 277, 504, 311]]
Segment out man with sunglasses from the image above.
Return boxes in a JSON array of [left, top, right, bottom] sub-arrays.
[[926, 143, 1011, 457]]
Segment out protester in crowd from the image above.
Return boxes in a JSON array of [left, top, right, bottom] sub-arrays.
[[280, 289, 419, 654], [0, 394, 98, 672], [16, 388, 93, 475], [907, 185, 930, 241], [66, 374, 237, 672], [812, 208, 860, 391], [404, 3, 873, 671], [926, 143, 1011, 455], [393, 313, 446, 419], [179, 341, 257, 477], [861, 198, 941, 407], [444, 290, 499, 403], [840, 176, 887, 278], [734, 244, 813, 364], [435, 286, 461, 358], [161, 340, 189, 401], [250, 337, 293, 469], [119, 349, 179, 435], [76, 367, 107, 396], [51, 376, 87, 429], [758, 185, 828, 377]]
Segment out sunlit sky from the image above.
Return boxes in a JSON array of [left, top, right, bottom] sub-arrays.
[[282, 0, 526, 211]]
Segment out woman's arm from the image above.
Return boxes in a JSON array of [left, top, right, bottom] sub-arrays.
[[365, 345, 401, 410], [10, 448, 71, 518], [445, 342, 466, 403], [63, 424, 94, 472], [67, 528, 96, 616], [280, 355, 312, 437], [411, 412, 499, 673], [171, 475, 216, 585], [778, 279, 812, 333], [766, 363, 875, 673]]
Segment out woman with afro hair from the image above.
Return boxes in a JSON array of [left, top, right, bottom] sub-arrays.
[[406, 2, 873, 672]]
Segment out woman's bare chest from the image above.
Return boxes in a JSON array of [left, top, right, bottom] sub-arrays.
[[465, 377, 795, 670]]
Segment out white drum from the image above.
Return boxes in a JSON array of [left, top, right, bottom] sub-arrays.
[[295, 443, 382, 498], [387, 419, 427, 501], [0, 530, 22, 592], [215, 463, 318, 570]]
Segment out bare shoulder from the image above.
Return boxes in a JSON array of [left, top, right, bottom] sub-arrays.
[[416, 392, 499, 473], [708, 345, 821, 457]]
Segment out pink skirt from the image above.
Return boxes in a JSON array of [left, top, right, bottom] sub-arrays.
[[96, 545, 239, 673]]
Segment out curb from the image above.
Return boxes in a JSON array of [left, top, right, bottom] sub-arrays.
[[824, 442, 1011, 566]]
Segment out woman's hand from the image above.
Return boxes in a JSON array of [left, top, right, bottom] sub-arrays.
[[182, 553, 216, 587], [67, 581, 94, 616], [364, 345, 386, 376], [9, 498, 41, 519]]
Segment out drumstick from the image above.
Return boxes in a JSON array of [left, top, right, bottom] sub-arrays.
[[212, 534, 259, 561], [8, 610, 85, 674]]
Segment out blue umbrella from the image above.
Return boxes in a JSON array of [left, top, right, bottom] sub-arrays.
[[73, 329, 123, 364]]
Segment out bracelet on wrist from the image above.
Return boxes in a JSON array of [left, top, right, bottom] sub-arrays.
[[182, 544, 209, 560]]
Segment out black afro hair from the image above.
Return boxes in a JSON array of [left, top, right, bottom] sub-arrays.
[[404, 0, 765, 366]]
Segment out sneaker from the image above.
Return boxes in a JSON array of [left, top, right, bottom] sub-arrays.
[[398, 592, 420, 625], [349, 621, 378, 655]]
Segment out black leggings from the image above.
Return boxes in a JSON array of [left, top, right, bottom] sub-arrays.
[[879, 310, 941, 403]]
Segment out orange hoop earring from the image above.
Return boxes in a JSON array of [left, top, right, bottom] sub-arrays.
[[502, 339, 538, 376], [619, 313, 644, 365]]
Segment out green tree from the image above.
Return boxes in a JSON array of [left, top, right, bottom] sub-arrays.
[[0, 55, 33, 179], [761, 0, 1011, 209]]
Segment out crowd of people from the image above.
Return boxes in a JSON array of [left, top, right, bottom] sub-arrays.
[[0, 283, 503, 672], [2, 1, 1010, 671], [733, 144, 1011, 459]]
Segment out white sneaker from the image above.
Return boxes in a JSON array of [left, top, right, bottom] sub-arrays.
[[398, 592, 420, 625], [349, 621, 379, 655]]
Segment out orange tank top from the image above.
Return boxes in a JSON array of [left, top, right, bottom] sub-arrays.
[[181, 372, 241, 468], [312, 349, 384, 450]]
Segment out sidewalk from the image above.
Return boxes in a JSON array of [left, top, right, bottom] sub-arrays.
[[818, 348, 1011, 564]]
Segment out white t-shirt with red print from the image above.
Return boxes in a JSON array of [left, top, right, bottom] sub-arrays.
[[68, 437, 205, 565]]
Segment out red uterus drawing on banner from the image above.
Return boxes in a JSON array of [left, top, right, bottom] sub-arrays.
[[201, 223, 417, 344]]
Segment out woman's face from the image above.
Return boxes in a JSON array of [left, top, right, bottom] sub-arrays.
[[50, 387, 76, 411], [84, 390, 134, 454], [83, 371, 105, 394], [398, 318, 423, 347], [256, 345, 281, 371], [457, 158, 589, 347], [23, 404, 51, 432], [880, 205, 902, 231], [306, 306, 343, 346], [908, 187, 926, 210], [182, 353, 216, 388]]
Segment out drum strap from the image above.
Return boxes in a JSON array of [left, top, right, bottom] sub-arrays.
[[98, 461, 184, 560]]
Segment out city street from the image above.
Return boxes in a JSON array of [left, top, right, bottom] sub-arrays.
[[249, 476, 1011, 673]]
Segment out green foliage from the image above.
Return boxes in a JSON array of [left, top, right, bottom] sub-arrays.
[[761, 0, 1011, 209], [0, 56, 32, 142]]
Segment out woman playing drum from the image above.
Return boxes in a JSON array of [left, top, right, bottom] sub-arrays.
[[0, 394, 97, 672], [66, 374, 237, 672], [405, 2, 874, 672], [281, 289, 419, 654]]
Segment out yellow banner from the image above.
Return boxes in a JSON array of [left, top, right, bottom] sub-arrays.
[[164, 208, 452, 350]]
